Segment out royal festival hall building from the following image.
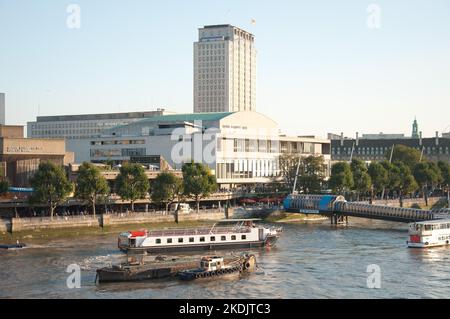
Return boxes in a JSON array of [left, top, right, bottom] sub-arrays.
[[64, 111, 330, 187]]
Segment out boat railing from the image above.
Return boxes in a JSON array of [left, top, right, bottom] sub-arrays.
[[146, 226, 252, 237]]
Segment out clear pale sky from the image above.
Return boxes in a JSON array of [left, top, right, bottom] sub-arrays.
[[1, 0, 449, 138]]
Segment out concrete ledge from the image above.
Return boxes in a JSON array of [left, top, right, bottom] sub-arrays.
[[11, 216, 101, 232], [8, 210, 229, 233]]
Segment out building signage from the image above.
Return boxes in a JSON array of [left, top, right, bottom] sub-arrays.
[[6, 146, 43, 153]]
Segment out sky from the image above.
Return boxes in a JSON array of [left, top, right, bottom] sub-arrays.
[[1, 0, 449, 138]]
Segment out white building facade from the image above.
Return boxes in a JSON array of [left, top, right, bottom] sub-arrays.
[[194, 25, 256, 113], [70, 112, 330, 186]]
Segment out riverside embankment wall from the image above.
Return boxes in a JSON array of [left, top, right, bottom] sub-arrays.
[[7, 210, 230, 233]]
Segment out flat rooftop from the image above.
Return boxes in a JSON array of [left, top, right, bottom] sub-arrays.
[[35, 110, 169, 122]]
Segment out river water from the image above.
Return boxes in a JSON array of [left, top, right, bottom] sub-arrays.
[[1, 218, 449, 299]]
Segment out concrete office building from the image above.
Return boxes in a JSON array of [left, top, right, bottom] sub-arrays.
[[0, 93, 5, 125], [194, 25, 256, 113], [68, 112, 330, 187], [0, 125, 74, 187], [27, 109, 173, 140]]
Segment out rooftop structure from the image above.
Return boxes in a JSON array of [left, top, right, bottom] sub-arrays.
[[27, 109, 174, 140]]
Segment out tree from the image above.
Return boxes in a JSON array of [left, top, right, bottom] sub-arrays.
[[278, 154, 301, 192], [182, 161, 217, 213], [393, 162, 418, 207], [380, 161, 401, 200], [437, 161, 450, 208], [350, 159, 372, 201], [30, 161, 73, 220], [328, 162, 353, 195], [368, 162, 389, 201], [388, 145, 421, 170], [0, 178, 9, 195], [151, 172, 183, 213], [297, 155, 327, 194], [115, 163, 150, 212], [413, 161, 441, 207], [75, 162, 110, 217]]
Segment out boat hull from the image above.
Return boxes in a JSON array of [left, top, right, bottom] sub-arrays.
[[178, 266, 241, 281], [96, 266, 172, 283], [120, 238, 278, 254], [407, 241, 450, 248]]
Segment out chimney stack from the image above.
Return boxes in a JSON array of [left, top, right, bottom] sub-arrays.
[[356, 132, 359, 146], [419, 131, 422, 146], [0, 93, 5, 125], [436, 131, 439, 146]]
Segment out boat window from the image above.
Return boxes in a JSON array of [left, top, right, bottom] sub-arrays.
[[200, 237, 205, 242], [178, 238, 183, 243], [241, 235, 247, 240], [221, 236, 226, 241], [210, 236, 216, 241], [231, 235, 236, 240], [167, 238, 173, 243], [424, 225, 432, 231], [156, 238, 161, 244], [189, 237, 195, 243]]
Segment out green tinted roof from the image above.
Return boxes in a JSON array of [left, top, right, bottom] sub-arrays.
[[109, 112, 234, 131]]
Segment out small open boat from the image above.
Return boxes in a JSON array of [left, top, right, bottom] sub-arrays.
[[177, 253, 257, 281], [0, 241, 26, 250]]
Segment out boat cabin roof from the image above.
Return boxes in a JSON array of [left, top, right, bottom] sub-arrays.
[[413, 218, 450, 225], [217, 218, 261, 223]]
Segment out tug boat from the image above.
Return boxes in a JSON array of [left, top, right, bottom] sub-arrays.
[[407, 218, 450, 248], [177, 254, 257, 281], [118, 219, 282, 253]]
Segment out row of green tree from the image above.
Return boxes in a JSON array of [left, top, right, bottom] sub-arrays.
[[29, 161, 217, 219], [329, 145, 450, 207]]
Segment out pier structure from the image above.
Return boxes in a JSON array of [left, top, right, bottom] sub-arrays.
[[283, 194, 448, 224]]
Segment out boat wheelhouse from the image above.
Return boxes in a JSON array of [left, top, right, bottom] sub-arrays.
[[118, 219, 282, 253], [407, 218, 450, 248]]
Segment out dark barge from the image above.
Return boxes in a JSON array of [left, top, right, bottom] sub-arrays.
[[96, 254, 198, 283], [96, 253, 257, 283]]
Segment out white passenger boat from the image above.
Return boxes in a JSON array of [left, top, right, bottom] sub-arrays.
[[118, 219, 282, 253], [407, 219, 450, 248]]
